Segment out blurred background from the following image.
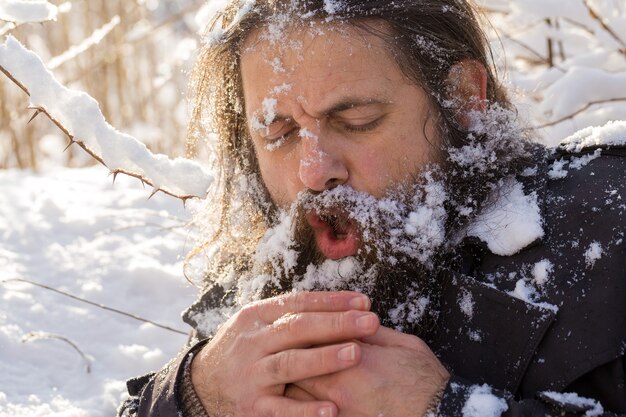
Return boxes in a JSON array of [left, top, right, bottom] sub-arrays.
[[0, 0, 625, 170]]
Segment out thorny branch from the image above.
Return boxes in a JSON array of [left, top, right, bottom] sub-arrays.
[[1, 278, 189, 336], [534, 97, 626, 128], [0, 65, 198, 203]]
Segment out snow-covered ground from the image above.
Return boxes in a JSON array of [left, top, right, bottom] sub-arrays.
[[0, 167, 198, 417]]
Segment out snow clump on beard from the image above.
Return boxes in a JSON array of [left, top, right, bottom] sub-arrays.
[[237, 170, 449, 332]]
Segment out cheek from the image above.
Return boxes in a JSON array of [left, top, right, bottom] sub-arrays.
[[350, 148, 400, 197], [257, 153, 301, 206]]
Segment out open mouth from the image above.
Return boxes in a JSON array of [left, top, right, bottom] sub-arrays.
[[306, 210, 361, 260]]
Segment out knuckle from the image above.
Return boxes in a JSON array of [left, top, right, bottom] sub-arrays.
[[266, 350, 295, 380], [332, 311, 348, 333], [317, 347, 332, 371], [251, 400, 272, 417], [291, 291, 309, 311], [273, 312, 300, 333], [236, 304, 256, 322]]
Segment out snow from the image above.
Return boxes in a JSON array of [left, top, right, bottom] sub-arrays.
[[458, 290, 475, 319], [540, 68, 626, 121], [262, 97, 278, 125], [462, 384, 509, 417], [509, 279, 538, 304], [0, 0, 57, 24], [532, 259, 553, 286], [467, 177, 544, 256], [541, 391, 604, 416], [323, 0, 346, 15], [584, 241, 603, 268], [0, 167, 196, 416], [0, 36, 213, 199], [560, 120, 626, 153], [548, 158, 569, 179], [203, 0, 256, 45]]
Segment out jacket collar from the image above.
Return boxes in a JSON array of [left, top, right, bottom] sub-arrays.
[[427, 271, 556, 393]]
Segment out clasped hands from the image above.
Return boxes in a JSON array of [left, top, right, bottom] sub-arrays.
[[191, 291, 450, 417]]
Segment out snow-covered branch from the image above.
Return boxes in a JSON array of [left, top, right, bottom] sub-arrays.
[[0, 0, 57, 24], [0, 36, 213, 201], [48, 15, 121, 70]]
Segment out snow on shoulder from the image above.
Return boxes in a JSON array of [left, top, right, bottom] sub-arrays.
[[461, 384, 509, 417], [540, 391, 604, 417], [0, 0, 57, 24], [467, 177, 544, 256], [0, 36, 213, 199], [560, 120, 626, 153]]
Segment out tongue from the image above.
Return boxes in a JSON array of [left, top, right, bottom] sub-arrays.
[[307, 212, 361, 260]]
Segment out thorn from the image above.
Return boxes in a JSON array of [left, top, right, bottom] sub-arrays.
[[148, 188, 160, 200], [27, 110, 42, 124], [111, 172, 119, 184], [63, 140, 75, 152]]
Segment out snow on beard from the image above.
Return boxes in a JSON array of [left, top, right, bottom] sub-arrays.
[[245, 171, 448, 333]]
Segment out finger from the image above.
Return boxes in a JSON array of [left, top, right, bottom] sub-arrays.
[[255, 342, 361, 385], [254, 396, 337, 417], [285, 384, 317, 401], [360, 325, 427, 350], [249, 291, 371, 324], [260, 310, 379, 352]]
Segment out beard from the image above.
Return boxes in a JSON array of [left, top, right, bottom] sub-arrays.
[[247, 168, 455, 335]]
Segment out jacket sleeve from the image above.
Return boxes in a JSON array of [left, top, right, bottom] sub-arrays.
[[117, 339, 210, 417], [437, 369, 625, 417]]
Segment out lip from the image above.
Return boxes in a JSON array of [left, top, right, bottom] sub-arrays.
[[306, 211, 361, 260]]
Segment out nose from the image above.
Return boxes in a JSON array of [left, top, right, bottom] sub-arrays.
[[298, 131, 348, 192]]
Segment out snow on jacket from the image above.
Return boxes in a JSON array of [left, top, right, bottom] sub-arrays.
[[117, 141, 626, 417]]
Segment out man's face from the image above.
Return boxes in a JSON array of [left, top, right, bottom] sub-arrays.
[[240, 22, 441, 260]]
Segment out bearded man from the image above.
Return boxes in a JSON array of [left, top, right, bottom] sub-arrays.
[[118, 1, 626, 416]]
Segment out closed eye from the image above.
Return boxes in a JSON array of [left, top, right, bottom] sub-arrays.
[[340, 118, 383, 133]]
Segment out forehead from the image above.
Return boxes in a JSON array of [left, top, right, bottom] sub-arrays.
[[239, 20, 409, 113]]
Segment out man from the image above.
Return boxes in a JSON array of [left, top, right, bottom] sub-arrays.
[[118, 0, 625, 416]]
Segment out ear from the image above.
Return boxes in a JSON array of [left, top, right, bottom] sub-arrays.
[[444, 60, 488, 128]]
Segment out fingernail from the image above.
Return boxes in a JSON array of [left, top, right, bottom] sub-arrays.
[[318, 406, 334, 417], [356, 313, 375, 330], [349, 295, 369, 310], [337, 344, 356, 361]]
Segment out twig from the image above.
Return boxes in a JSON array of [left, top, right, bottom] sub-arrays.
[[534, 97, 626, 128], [500, 31, 566, 73], [22, 331, 92, 373], [1, 277, 189, 335], [581, 0, 626, 57], [48, 15, 121, 70]]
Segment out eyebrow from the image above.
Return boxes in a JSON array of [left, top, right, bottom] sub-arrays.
[[322, 98, 390, 116], [267, 97, 390, 125]]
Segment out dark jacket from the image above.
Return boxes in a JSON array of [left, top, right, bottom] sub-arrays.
[[118, 142, 626, 417]]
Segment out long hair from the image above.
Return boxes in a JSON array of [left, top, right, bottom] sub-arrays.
[[186, 0, 528, 284]]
